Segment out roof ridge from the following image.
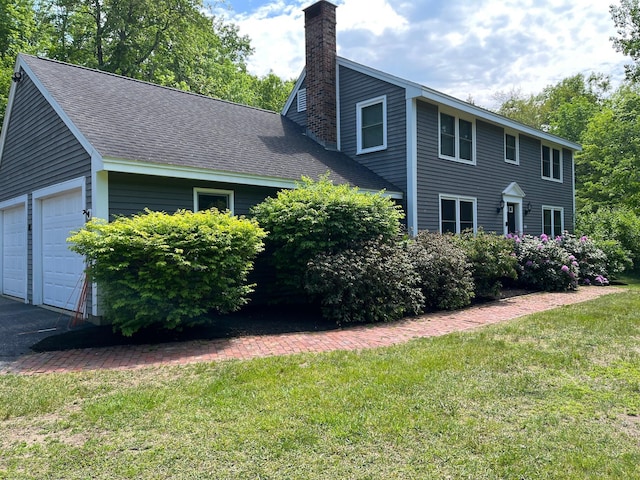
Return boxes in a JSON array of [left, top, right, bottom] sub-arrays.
[[20, 53, 280, 116]]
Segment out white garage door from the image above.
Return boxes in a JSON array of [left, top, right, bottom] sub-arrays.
[[41, 189, 85, 310], [2, 204, 27, 299]]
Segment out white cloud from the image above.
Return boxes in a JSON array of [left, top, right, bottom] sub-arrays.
[[219, 0, 629, 107]]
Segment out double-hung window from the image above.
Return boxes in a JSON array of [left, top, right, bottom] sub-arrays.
[[194, 188, 234, 213], [440, 195, 476, 234], [356, 96, 387, 154], [505, 132, 518, 164], [542, 206, 563, 237], [541, 144, 562, 181], [439, 112, 475, 164]]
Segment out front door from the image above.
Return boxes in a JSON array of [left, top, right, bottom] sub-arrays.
[[507, 203, 517, 235]]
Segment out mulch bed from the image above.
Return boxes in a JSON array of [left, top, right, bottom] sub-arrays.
[[31, 288, 536, 353]]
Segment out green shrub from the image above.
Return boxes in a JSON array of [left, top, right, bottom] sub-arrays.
[[577, 206, 640, 269], [455, 230, 518, 298], [304, 238, 423, 325], [408, 232, 475, 310], [593, 239, 633, 279], [251, 176, 404, 299], [68, 209, 266, 336], [512, 234, 578, 291]]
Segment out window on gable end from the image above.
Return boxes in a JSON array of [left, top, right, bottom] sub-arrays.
[[356, 96, 387, 154]]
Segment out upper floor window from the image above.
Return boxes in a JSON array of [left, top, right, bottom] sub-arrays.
[[541, 144, 562, 182], [542, 206, 563, 237], [505, 132, 518, 164], [356, 96, 387, 154], [297, 88, 307, 112], [440, 194, 476, 234], [194, 188, 234, 214], [439, 111, 475, 164]]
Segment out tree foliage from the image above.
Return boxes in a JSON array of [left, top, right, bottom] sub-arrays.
[[0, 0, 294, 130], [611, 0, 640, 83]]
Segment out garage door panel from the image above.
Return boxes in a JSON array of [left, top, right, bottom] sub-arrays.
[[41, 190, 85, 310], [2, 204, 27, 299]]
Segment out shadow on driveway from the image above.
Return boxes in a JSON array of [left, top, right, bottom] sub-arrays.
[[0, 296, 90, 368]]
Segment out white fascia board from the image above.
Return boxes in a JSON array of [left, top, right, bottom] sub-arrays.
[[337, 56, 582, 152], [101, 156, 403, 199], [281, 68, 306, 115], [10, 55, 100, 161]]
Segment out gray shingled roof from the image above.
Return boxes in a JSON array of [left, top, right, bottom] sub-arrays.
[[21, 54, 400, 193]]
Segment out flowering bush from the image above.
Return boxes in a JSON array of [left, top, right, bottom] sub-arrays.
[[408, 232, 475, 310], [557, 233, 611, 285], [511, 234, 578, 291]]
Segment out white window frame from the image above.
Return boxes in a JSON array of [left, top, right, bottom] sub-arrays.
[[356, 95, 387, 155], [438, 109, 476, 165], [297, 88, 307, 113], [541, 144, 563, 182], [193, 188, 234, 214], [542, 205, 564, 237], [504, 131, 519, 165], [439, 194, 477, 234]]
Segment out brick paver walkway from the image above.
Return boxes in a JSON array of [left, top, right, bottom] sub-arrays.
[[0, 287, 622, 375]]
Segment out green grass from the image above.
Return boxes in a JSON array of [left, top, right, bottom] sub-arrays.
[[2, 289, 640, 479]]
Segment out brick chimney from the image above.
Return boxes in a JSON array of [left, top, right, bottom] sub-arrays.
[[304, 0, 337, 149]]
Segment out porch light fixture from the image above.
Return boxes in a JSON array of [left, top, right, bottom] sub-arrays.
[[496, 199, 504, 214], [524, 201, 532, 216], [11, 71, 22, 83]]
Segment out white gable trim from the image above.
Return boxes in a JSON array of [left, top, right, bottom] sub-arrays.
[[337, 56, 581, 152], [281, 69, 307, 115], [502, 182, 526, 198]]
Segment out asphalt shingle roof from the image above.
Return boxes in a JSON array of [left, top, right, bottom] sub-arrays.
[[21, 55, 400, 193]]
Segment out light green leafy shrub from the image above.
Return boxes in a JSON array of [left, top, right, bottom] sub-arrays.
[[408, 232, 475, 310], [576, 206, 640, 270], [455, 230, 518, 298], [251, 176, 404, 300], [304, 237, 424, 325], [68, 209, 266, 336]]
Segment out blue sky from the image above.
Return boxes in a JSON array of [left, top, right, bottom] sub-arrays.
[[211, 0, 629, 108]]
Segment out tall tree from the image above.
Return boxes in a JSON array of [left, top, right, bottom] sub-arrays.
[[611, 0, 640, 83], [577, 85, 640, 211]]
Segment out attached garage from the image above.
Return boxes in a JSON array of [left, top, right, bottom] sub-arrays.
[[33, 179, 87, 311], [0, 198, 28, 301]]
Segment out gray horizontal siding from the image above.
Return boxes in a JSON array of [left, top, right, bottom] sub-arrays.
[[338, 65, 407, 193], [416, 100, 574, 234], [108, 172, 280, 218], [0, 73, 92, 304]]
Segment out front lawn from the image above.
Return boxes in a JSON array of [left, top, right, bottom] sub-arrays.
[[1, 289, 640, 479]]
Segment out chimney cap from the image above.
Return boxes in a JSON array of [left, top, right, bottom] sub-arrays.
[[303, 0, 337, 16]]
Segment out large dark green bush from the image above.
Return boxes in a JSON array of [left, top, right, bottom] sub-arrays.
[[557, 233, 625, 284], [68, 209, 266, 336], [408, 232, 475, 310], [304, 238, 424, 325], [455, 230, 518, 298], [577, 206, 640, 269], [251, 176, 404, 299]]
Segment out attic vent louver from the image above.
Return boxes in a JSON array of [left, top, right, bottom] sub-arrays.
[[297, 88, 307, 112]]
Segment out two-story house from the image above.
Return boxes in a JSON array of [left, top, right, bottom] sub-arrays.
[[0, 0, 579, 317]]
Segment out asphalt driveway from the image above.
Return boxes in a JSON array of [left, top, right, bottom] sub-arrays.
[[0, 296, 75, 368]]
